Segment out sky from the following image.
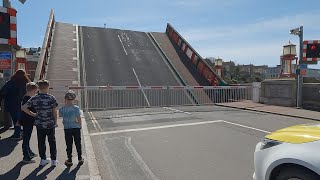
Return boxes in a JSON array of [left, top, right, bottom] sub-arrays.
[[10, 0, 320, 68]]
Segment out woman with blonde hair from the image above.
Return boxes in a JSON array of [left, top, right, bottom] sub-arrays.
[[0, 69, 31, 139]]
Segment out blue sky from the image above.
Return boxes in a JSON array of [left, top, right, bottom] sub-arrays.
[[10, 0, 320, 68]]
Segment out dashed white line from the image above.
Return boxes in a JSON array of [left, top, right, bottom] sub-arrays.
[[118, 34, 128, 55], [132, 68, 151, 107], [90, 120, 223, 136], [163, 107, 192, 115]]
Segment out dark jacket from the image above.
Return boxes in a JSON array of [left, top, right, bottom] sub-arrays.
[[0, 80, 27, 111], [20, 95, 36, 126]]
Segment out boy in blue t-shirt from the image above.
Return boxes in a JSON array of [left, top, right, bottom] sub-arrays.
[[59, 90, 83, 166]]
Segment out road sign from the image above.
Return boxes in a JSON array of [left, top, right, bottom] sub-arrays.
[[302, 40, 320, 64], [0, 51, 12, 70], [299, 64, 307, 69], [0, 60, 11, 69], [0, 51, 12, 59]]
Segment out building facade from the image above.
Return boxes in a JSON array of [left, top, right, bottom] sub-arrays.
[[265, 66, 281, 79]]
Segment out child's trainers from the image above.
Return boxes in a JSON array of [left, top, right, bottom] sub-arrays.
[[51, 160, 59, 167], [22, 158, 36, 164], [78, 158, 84, 165], [39, 158, 51, 166], [65, 159, 73, 167]]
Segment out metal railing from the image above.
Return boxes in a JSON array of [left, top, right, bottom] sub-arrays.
[[34, 9, 55, 82], [49, 86, 252, 111]]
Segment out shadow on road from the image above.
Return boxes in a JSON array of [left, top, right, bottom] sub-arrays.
[[24, 166, 54, 180], [0, 162, 26, 179], [56, 164, 81, 180], [0, 136, 19, 158]]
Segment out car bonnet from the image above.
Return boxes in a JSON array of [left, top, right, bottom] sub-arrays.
[[265, 123, 320, 144]]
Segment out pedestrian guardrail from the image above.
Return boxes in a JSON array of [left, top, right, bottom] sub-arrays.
[[49, 86, 252, 111]]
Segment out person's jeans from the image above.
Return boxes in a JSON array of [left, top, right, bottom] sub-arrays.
[[64, 128, 82, 160], [37, 128, 57, 160], [22, 125, 34, 159], [8, 108, 21, 137]]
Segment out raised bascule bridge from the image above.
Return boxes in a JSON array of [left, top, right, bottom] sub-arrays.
[[34, 10, 251, 110]]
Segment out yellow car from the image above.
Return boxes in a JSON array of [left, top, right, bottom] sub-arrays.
[[253, 123, 320, 180]]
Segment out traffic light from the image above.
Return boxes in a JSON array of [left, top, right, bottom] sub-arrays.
[[0, 12, 10, 39], [306, 44, 320, 58]]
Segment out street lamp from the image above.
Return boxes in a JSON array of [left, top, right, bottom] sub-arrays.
[[290, 26, 303, 108]]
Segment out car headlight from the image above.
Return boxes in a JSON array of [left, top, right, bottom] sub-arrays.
[[260, 138, 283, 150]]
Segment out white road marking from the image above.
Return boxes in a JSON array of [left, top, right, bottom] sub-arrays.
[[132, 68, 151, 107], [163, 107, 192, 115], [81, 110, 102, 180], [88, 111, 98, 131], [125, 137, 159, 180], [101, 138, 120, 180], [89, 112, 102, 131], [90, 120, 223, 136], [220, 120, 271, 134], [118, 34, 128, 55]]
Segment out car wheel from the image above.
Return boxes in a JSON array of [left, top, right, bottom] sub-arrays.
[[275, 166, 319, 180]]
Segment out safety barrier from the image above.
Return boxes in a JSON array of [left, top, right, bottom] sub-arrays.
[[166, 24, 228, 86], [34, 10, 55, 82], [49, 86, 252, 111]]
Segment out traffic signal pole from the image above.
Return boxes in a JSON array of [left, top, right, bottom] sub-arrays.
[[297, 26, 303, 108]]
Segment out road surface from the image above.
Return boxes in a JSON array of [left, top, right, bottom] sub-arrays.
[[84, 105, 315, 180]]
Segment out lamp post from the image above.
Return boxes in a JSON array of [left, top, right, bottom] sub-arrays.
[[290, 26, 303, 108]]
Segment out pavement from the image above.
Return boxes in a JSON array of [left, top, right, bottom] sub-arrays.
[[216, 100, 320, 121], [0, 117, 91, 180]]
